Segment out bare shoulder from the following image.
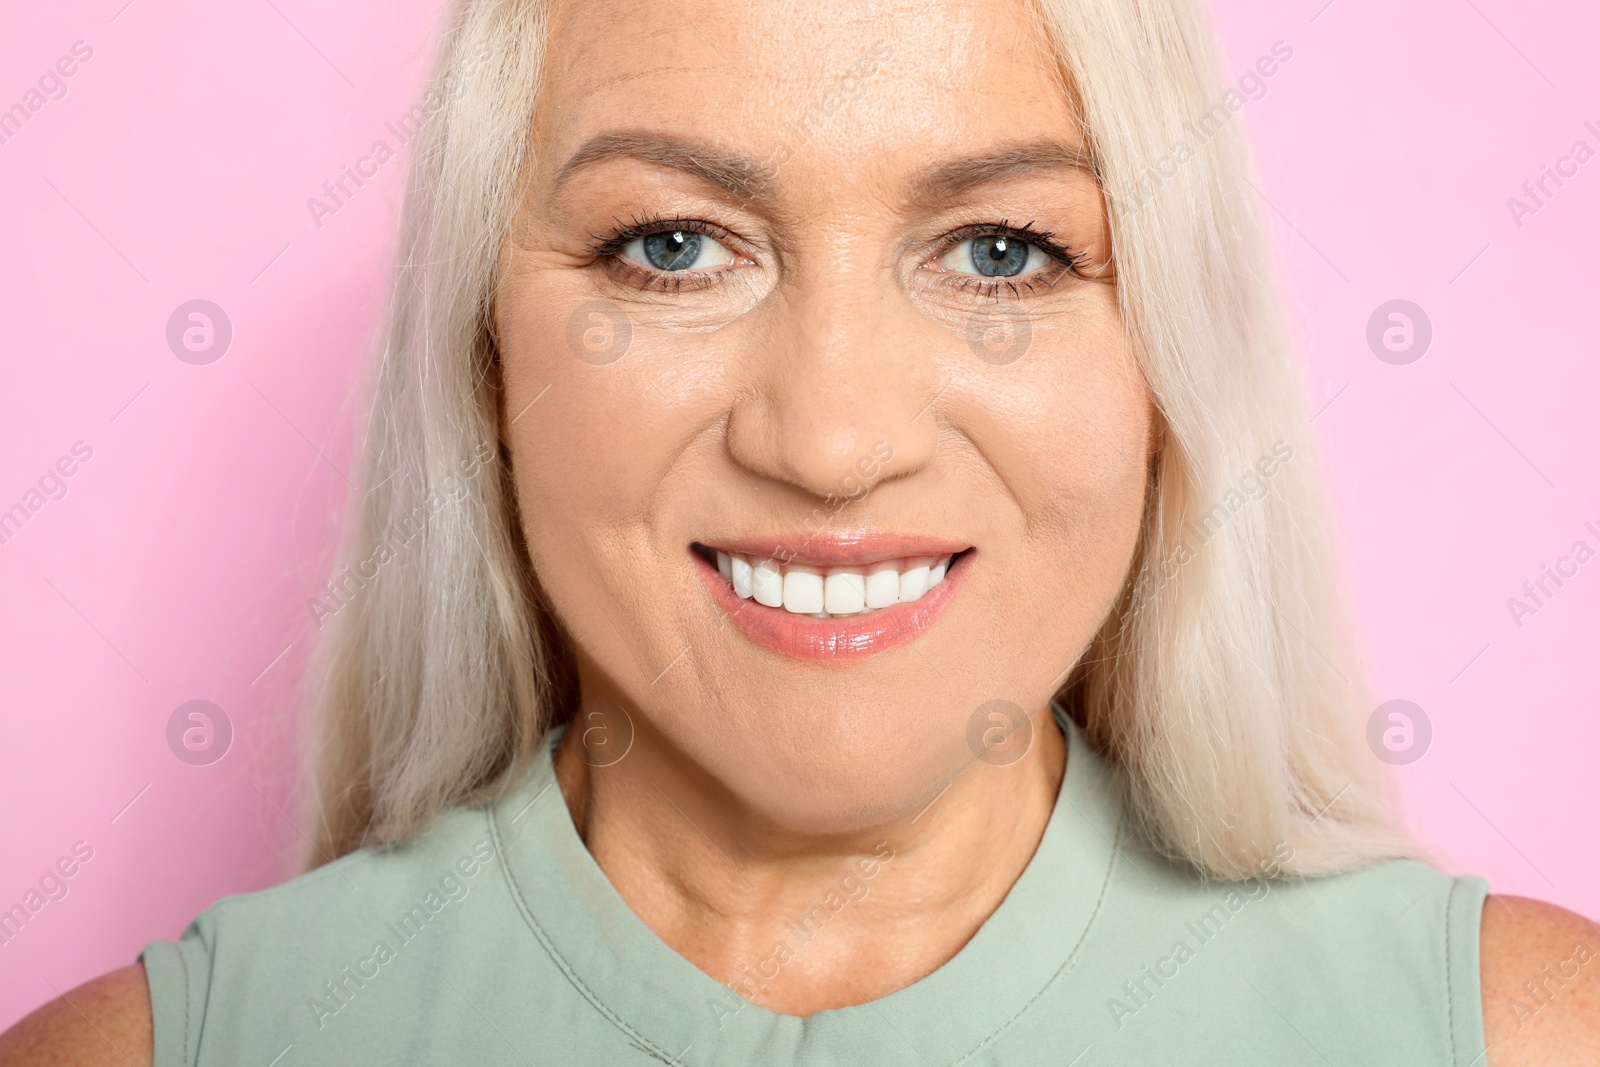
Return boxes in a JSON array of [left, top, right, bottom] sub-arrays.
[[1481, 894, 1600, 1066], [0, 964, 153, 1067]]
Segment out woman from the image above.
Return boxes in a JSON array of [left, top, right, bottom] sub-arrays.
[[4, 0, 1595, 1063]]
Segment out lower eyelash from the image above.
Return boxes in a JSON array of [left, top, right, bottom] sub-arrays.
[[604, 257, 724, 293], [953, 271, 1070, 299]]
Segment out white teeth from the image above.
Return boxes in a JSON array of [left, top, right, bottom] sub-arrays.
[[898, 563, 929, 603], [751, 559, 784, 607], [782, 566, 824, 614], [824, 571, 866, 615], [713, 550, 958, 618], [865, 564, 900, 609], [730, 555, 753, 599]]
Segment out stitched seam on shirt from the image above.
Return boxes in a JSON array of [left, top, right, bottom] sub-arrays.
[[948, 804, 1123, 1066], [489, 802, 684, 1064], [1445, 877, 1459, 1066], [175, 938, 193, 1067]]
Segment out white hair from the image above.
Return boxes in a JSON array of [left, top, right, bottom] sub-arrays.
[[307, 0, 1412, 879]]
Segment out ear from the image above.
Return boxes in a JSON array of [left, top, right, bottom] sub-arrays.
[[1146, 400, 1166, 460], [484, 312, 510, 455]]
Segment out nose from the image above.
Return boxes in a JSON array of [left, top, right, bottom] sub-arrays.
[[725, 271, 940, 503]]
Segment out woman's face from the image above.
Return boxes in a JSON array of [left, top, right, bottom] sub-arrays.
[[496, 0, 1155, 830]]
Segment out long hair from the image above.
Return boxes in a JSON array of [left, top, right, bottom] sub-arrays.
[[306, 0, 1411, 879]]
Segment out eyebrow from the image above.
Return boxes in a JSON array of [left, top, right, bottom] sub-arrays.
[[555, 131, 772, 197], [553, 131, 1096, 203], [910, 142, 1097, 201]]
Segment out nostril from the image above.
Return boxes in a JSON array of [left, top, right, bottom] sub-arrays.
[[722, 369, 938, 504]]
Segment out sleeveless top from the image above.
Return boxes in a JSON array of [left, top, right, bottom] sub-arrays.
[[139, 707, 1490, 1065]]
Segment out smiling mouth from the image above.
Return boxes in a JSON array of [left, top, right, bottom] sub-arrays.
[[692, 544, 962, 618], [688, 534, 974, 658]]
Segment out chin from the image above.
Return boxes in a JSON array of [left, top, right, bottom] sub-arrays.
[[673, 692, 975, 833]]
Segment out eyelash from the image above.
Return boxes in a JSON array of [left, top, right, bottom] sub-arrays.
[[586, 214, 1088, 297], [588, 214, 737, 293], [937, 220, 1087, 299]]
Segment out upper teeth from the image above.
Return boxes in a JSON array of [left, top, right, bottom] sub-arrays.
[[714, 551, 952, 618]]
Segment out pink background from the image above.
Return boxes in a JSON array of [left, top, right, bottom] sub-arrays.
[[1, 0, 1596, 1029]]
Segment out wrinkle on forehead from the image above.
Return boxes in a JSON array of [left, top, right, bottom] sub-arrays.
[[533, 0, 1067, 135], [515, 0, 1098, 235]]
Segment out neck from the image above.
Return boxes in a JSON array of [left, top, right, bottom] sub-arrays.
[[552, 704, 1068, 1016]]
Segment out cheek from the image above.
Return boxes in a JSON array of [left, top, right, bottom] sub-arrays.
[[496, 291, 700, 674], [947, 299, 1151, 626], [495, 280, 743, 657], [1031, 360, 1152, 571], [498, 291, 676, 543], [1038, 373, 1152, 524], [959, 304, 1150, 524]]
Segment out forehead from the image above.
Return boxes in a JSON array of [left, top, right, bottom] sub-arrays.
[[531, 0, 1082, 181]]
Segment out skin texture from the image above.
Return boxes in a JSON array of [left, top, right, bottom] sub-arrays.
[[1479, 896, 1600, 1064], [2, 0, 1595, 1061], [0, 964, 150, 1065]]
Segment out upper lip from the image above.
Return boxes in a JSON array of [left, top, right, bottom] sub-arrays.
[[696, 532, 972, 568]]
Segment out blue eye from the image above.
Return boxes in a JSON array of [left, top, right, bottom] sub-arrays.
[[938, 233, 1051, 279], [644, 231, 699, 270], [970, 235, 1027, 277], [623, 229, 735, 272]]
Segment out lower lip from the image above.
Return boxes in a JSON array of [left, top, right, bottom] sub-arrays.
[[694, 550, 971, 661]]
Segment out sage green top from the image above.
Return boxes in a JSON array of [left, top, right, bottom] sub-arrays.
[[140, 709, 1489, 1065]]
